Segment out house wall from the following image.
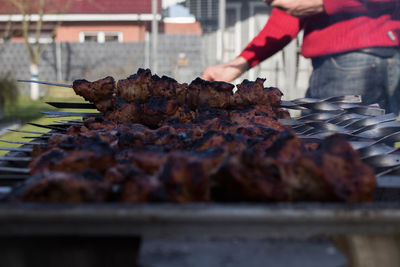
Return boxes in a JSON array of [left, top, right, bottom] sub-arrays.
[[55, 22, 148, 42], [163, 22, 202, 35]]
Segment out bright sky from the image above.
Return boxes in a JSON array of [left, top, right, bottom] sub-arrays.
[[162, 0, 186, 9]]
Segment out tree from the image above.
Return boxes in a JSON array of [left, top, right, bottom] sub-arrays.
[[0, 8, 12, 56], [0, 11, 17, 119], [6, 0, 70, 100]]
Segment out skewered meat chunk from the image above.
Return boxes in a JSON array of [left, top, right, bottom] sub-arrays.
[[105, 97, 196, 127], [212, 134, 375, 202], [73, 76, 115, 112], [298, 134, 375, 202], [231, 78, 283, 107], [105, 101, 141, 124], [13, 171, 109, 203], [29, 137, 115, 175], [273, 107, 291, 119], [260, 130, 305, 162], [121, 172, 166, 203], [150, 75, 188, 102], [116, 147, 168, 175], [229, 104, 286, 123], [158, 152, 212, 202], [192, 131, 249, 153], [116, 68, 189, 102], [141, 98, 190, 128], [104, 165, 166, 203], [187, 78, 234, 109], [116, 68, 152, 101], [250, 116, 287, 131]]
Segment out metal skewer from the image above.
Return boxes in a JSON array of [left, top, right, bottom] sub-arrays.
[[8, 129, 52, 135], [0, 167, 30, 174], [0, 156, 31, 162], [0, 147, 33, 152], [41, 111, 101, 117], [0, 140, 44, 146], [17, 80, 72, 88], [22, 136, 50, 139], [27, 123, 66, 132], [46, 102, 96, 109]]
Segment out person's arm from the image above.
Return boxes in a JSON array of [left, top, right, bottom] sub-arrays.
[[201, 8, 302, 82], [323, 0, 399, 15], [239, 8, 302, 69], [266, 0, 324, 17], [201, 56, 249, 82]]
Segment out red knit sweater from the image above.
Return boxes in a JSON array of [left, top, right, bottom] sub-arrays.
[[240, 0, 400, 67]]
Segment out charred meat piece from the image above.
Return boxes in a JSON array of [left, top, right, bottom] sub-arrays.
[[212, 134, 375, 202], [73, 76, 115, 112], [211, 153, 287, 202], [195, 106, 230, 125], [105, 101, 141, 124], [116, 68, 153, 101], [105, 98, 195, 127], [261, 130, 305, 162], [116, 69, 189, 102], [250, 116, 287, 131], [116, 147, 168, 175], [158, 152, 212, 202], [12, 171, 109, 203], [273, 107, 291, 119], [285, 134, 376, 202], [149, 74, 188, 102], [193, 131, 249, 153], [105, 165, 166, 203], [141, 98, 188, 128], [187, 78, 234, 109], [231, 78, 283, 107], [29, 137, 115, 175]]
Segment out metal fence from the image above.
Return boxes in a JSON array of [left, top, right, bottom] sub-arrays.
[[0, 1, 312, 100], [0, 34, 204, 93]]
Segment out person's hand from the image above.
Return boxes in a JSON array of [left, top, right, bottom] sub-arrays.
[[263, 0, 324, 17], [201, 56, 249, 82]]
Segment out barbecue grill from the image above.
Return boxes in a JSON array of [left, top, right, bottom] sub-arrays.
[[1, 82, 400, 267]]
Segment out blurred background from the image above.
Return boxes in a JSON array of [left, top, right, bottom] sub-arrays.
[[0, 0, 311, 139]]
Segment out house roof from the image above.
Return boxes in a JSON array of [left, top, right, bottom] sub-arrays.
[[0, 0, 162, 15], [65, 0, 161, 14]]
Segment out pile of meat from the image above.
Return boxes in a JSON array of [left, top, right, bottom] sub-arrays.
[[8, 69, 376, 203]]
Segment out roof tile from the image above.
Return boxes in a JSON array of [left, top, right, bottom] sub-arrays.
[[0, 0, 161, 14]]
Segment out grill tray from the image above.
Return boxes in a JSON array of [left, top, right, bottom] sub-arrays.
[[0, 97, 400, 267]]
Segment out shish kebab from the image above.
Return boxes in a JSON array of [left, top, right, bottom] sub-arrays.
[[1, 68, 376, 203]]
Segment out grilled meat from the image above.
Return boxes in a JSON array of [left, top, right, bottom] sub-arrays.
[[6, 69, 377, 203], [9, 171, 110, 203], [73, 76, 115, 112], [72, 69, 288, 123], [116, 69, 188, 102], [29, 136, 115, 175], [212, 133, 375, 202]]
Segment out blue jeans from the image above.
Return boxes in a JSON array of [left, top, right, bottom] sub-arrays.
[[306, 50, 400, 114]]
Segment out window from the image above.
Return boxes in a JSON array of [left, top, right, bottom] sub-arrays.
[[104, 33, 120, 42], [80, 32, 123, 43], [28, 33, 53, 43], [83, 33, 98, 42]]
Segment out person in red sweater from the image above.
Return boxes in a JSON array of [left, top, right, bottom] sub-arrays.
[[201, 0, 400, 113]]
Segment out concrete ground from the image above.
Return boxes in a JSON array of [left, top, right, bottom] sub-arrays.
[[139, 238, 347, 267]]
